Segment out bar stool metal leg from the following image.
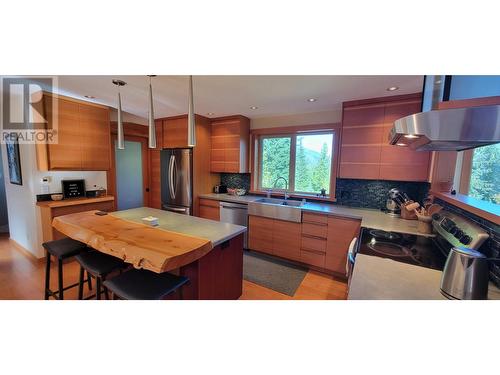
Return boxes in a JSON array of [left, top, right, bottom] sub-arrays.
[[96, 277, 101, 300], [78, 267, 85, 300], [87, 271, 92, 291], [44, 251, 51, 300], [58, 259, 64, 300]]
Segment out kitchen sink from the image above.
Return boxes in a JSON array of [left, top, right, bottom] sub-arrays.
[[248, 198, 303, 222]]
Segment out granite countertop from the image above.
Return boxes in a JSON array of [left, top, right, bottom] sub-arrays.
[[199, 193, 430, 237], [111, 207, 247, 247], [348, 254, 500, 300]]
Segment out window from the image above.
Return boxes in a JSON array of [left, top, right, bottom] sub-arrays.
[[467, 144, 500, 204], [257, 131, 336, 196]]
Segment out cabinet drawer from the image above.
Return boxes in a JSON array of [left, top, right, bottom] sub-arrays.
[[300, 249, 326, 268], [199, 199, 220, 208], [302, 222, 327, 238], [302, 212, 328, 225], [301, 235, 327, 253]]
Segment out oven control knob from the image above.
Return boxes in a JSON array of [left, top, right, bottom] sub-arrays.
[[460, 235, 472, 245], [454, 229, 464, 239], [432, 213, 441, 221]]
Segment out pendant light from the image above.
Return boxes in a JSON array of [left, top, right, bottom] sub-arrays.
[[147, 75, 157, 149], [187, 75, 196, 147], [112, 79, 127, 150]]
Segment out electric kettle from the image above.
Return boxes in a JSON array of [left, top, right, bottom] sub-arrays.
[[440, 247, 490, 300]]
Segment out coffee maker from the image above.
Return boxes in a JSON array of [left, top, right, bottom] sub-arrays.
[[386, 188, 402, 217]]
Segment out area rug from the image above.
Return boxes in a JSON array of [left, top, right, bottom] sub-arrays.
[[243, 251, 308, 296]]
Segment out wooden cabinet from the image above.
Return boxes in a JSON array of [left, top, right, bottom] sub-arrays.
[[248, 215, 274, 254], [163, 117, 189, 148], [36, 93, 111, 171], [300, 212, 328, 268], [339, 94, 430, 181], [325, 216, 360, 275], [79, 104, 112, 170], [198, 199, 220, 221], [248, 215, 300, 260], [273, 220, 301, 261], [249, 211, 360, 276], [181, 234, 243, 299], [210, 116, 250, 173]]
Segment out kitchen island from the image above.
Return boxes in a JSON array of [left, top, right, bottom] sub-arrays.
[[53, 207, 247, 299]]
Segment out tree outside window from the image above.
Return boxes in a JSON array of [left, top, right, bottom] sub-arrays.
[[469, 144, 500, 204], [259, 132, 334, 195]]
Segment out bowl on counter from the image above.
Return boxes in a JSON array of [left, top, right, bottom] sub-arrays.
[[50, 194, 64, 201], [227, 188, 246, 196]]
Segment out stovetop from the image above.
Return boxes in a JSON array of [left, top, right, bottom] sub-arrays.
[[358, 228, 448, 270]]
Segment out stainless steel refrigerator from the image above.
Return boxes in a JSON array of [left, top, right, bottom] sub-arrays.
[[161, 148, 193, 215]]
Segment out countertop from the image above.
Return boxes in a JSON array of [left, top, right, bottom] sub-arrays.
[[36, 195, 114, 208], [53, 207, 246, 273], [199, 193, 430, 237], [112, 207, 247, 247], [348, 254, 500, 300]]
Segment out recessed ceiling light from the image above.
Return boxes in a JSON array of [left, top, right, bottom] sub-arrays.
[[387, 86, 399, 91], [404, 134, 419, 139], [250, 106, 258, 110], [84, 95, 96, 99], [307, 98, 317, 102], [396, 143, 407, 147], [207, 112, 214, 116]]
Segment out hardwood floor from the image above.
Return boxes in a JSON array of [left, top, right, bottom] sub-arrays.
[[0, 234, 348, 300]]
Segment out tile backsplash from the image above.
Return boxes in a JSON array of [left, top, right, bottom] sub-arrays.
[[335, 178, 430, 209], [220, 173, 251, 191], [435, 198, 500, 287]]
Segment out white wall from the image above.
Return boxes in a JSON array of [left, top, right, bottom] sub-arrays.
[[0, 148, 8, 231], [250, 109, 342, 129]]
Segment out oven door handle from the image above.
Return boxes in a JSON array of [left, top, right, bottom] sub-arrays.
[[346, 237, 358, 276]]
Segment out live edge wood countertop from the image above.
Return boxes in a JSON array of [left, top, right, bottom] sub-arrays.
[[52, 207, 246, 273]]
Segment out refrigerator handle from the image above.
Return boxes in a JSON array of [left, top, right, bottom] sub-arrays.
[[168, 155, 176, 200]]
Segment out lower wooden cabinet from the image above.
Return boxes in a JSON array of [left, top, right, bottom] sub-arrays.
[[181, 233, 243, 299], [249, 211, 361, 277], [326, 216, 361, 275], [198, 199, 220, 221], [273, 220, 301, 261], [248, 215, 274, 254]]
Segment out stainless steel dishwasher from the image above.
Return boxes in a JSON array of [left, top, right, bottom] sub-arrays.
[[219, 201, 248, 248]]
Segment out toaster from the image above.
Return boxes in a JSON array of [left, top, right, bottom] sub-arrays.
[[214, 185, 227, 194]]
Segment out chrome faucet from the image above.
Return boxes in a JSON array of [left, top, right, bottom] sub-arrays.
[[273, 176, 289, 201]]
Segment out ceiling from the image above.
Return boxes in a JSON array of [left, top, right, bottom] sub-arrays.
[[33, 75, 423, 120]]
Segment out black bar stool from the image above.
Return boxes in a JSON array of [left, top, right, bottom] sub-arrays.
[[75, 251, 127, 300], [43, 238, 92, 300], [103, 269, 189, 300]]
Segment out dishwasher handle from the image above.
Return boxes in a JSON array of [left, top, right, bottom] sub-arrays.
[[219, 202, 248, 210]]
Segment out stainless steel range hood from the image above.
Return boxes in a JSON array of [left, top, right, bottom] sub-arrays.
[[389, 104, 500, 151]]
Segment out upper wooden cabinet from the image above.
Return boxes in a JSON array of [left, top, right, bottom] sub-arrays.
[[339, 94, 430, 181], [36, 93, 111, 171], [162, 116, 189, 148], [210, 116, 250, 173]]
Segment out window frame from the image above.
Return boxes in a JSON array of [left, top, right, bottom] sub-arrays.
[[251, 125, 340, 201], [457, 147, 499, 204]]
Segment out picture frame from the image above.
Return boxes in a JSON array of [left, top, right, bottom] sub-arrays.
[[5, 136, 22, 185]]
